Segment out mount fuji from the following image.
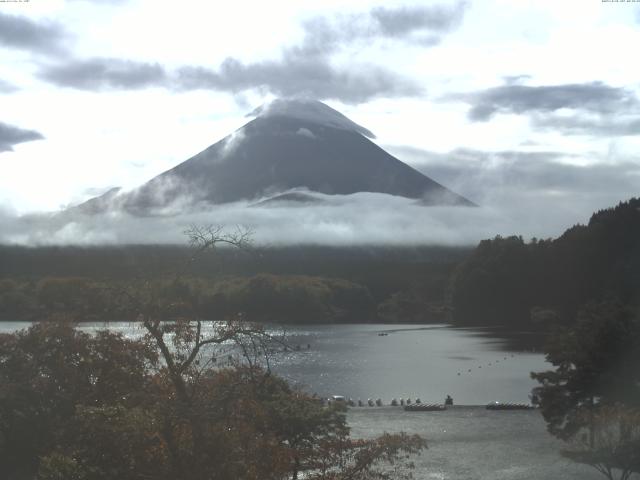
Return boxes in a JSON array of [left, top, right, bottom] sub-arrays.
[[80, 99, 474, 214]]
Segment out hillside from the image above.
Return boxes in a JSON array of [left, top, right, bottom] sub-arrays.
[[449, 197, 640, 329]]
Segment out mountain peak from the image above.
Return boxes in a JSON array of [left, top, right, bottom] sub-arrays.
[[248, 98, 375, 139], [79, 100, 474, 213]]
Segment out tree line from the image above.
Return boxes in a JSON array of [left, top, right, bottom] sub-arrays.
[[0, 243, 462, 324], [449, 198, 640, 330], [0, 274, 375, 324]]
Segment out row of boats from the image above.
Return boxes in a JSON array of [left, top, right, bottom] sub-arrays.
[[485, 401, 535, 410], [329, 396, 534, 411], [331, 396, 439, 407]]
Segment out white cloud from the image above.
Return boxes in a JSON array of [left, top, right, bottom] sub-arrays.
[[0, 0, 638, 247], [0, 192, 585, 247]]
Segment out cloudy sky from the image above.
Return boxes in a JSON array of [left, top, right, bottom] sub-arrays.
[[1, 0, 639, 244]]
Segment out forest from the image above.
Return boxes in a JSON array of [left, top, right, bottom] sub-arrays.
[[0, 244, 466, 324], [1, 198, 638, 332], [449, 197, 640, 330], [1, 199, 639, 479]]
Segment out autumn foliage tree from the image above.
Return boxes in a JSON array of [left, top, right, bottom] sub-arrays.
[[0, 320, 426, 480], [562, 405, 640, 480], [0, 226, 426, 480], [531, 300, 640, 480]]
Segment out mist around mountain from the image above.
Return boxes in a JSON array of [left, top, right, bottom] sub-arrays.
[[79, 99, 474, 214], [2, 100, 633, 248]]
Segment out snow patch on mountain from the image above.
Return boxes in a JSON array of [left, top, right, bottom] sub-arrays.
[[249, 98, 375, 139], [296, 127, 317, 139], [222, 128, 246, 156]]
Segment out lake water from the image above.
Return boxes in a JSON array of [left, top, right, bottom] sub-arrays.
[[0, 322, 547, 405], [1, 321, 604, 479], [347, 406, 602, 480], [269, 324, 548, 404]]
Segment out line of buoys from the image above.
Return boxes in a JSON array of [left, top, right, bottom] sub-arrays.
[[455, 352, 524, 377]]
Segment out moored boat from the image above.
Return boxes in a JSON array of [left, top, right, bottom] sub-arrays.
[[403, 403, 446, 412], [486, 402, 534, 410]]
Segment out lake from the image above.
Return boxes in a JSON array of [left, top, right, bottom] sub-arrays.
[[1, 321, 604, 479], [0, 322, 548, 405], [269, 323, 548, 404], [347, 406, 602, 480]]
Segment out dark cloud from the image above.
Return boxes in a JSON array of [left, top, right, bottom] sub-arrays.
[[297, 2, 467, 56], [502, 74, 531, 85], [531, 114, 640, 137], [383, 144, 640, 239], [175, 2, 464, 102], [388, 145, 640, 209], [36, 3, 467, 102], [449, 82, 639, 121], [0, 12, 68, 54], [0, 122, 44, 152], [39, 43, 420, 103], [0, 79, 19, 93], [370, 3, 467, 38], [39, 57, 167, 90], [176, 58, 421, 104], [446, 81, 640, 137], [185, 1, 468, 102]]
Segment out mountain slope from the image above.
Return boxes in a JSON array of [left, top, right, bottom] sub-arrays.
[[82, 99, 474, 213]]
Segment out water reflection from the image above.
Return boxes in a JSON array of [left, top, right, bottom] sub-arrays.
[[0, 322, 548, 404], [264, 324, 548, 404]]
